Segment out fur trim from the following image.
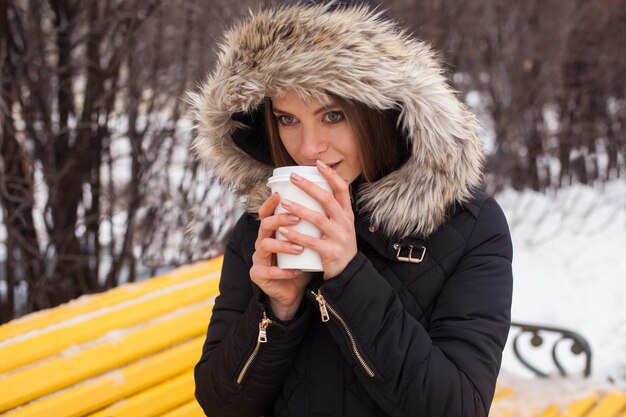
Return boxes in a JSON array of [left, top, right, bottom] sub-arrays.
[[189, 3, 484, 239]]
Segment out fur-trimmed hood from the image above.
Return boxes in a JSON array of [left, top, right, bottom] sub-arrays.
[[189, 2, 484, 239]]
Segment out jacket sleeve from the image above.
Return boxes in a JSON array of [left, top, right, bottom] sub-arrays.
[[194, 213, 313, 417], [314, 197, 513, 417]]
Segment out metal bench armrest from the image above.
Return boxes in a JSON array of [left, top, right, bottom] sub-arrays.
[[510, 321, 592, 378]]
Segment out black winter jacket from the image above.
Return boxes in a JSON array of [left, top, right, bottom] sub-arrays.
[[194, 190, 512, 416], [190, 3, 513, 416]]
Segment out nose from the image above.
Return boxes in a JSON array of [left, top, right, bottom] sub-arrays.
[[299, 124, 327, 160]]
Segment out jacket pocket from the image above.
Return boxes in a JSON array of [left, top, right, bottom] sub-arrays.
[[236, 311, 272, 385], [311, 290, 375, 378]]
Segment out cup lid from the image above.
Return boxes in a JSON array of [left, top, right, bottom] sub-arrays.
[[267, 165, 327, 185], [272, 166, 321, 177]]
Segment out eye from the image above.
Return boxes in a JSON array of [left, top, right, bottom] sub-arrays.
[[323, 111, 344, 123], [276, 115, 297, 126]]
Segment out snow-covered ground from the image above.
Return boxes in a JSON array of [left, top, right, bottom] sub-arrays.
[[497, 180, 626, 387]]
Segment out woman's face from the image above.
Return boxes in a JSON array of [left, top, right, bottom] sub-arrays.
[[272, 90, 363, 184]]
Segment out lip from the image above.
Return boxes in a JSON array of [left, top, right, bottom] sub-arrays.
[[327, 161, 341, 171]]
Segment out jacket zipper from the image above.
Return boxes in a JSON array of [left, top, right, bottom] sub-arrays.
[[311, 290, 375, 378], [236, 311, 272, 385]]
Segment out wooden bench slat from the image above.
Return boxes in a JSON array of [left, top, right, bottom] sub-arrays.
[[493, 385, 514, 402], [159, 402, 205, 417], [0, 337, 204, 417], [0, 272, 219, 374], [157, 400, 206, 417], [491, 410, 516, 417], [585, 392, 626, 417], [0, 300, 214, 413], [558, 396, 599, 417], [540, 405, 560, 417], [0, 259, 221, 341], [87, 370, 195, 417]]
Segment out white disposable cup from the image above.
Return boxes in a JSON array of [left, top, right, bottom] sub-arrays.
[[267, 166, 332, 272]]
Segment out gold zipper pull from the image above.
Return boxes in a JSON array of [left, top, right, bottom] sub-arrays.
[[237, 312, 273, 384], [314, 290, 330, 322], [309, 292, 375, 378], [258, 311, 272, 343]]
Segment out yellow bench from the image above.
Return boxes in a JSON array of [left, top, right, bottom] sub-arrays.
[[491, 381, 626, 417], [0, 259, 222, 417], [0, 257, 624, 417]]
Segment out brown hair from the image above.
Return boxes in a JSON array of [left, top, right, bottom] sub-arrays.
[[263, 94, 401, 183]]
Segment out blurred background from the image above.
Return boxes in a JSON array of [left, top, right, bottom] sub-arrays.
[[1, 0, 624, 384]]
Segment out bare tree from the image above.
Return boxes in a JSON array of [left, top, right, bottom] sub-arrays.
[[0, 0, 249, 322], [384, 0, 625, 191], [559, 0, 626, 186]]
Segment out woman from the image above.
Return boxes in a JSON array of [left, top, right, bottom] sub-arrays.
[[190, 1, 513, 416]]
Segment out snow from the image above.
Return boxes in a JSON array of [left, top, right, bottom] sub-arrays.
[[465, 90, 497, 155], [497, 180, 626, 387], [108, 370, 126, 386]]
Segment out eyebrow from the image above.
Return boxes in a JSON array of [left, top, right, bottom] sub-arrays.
[[273, 103, 341, 116]]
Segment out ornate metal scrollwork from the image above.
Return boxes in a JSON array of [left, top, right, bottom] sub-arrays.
[[510, 321, 592, 378]]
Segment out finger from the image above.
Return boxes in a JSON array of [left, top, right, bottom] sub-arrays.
[[257, 212, 301, 244], [277, 226, 327, 256], [288, 171, 346, 220], [316, 160, 352, 211], [279, 199, 341, 238], [258, 192, 281, 219], [252, 238, 275, 264], [250, 264, 304, 280], [259, 237, 305, 256]]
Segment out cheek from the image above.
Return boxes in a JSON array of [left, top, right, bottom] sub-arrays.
[[343, 135, 362, 175], [337, 131, 359, 161], [279, 135, 302, 163]]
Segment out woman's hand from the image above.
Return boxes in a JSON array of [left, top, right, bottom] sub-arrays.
[[277, 160, 358, 280], [250, 192, 313, 321]]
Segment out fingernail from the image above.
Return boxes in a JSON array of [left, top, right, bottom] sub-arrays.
[[281, 199, 292, 207], [291, 172, 303, 182], [288, 215, 299, 222], [292, 244, 304, 251], [317, 160, 328, 170], [278, 226, 289, 236], [293, 269, 303, 276]]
